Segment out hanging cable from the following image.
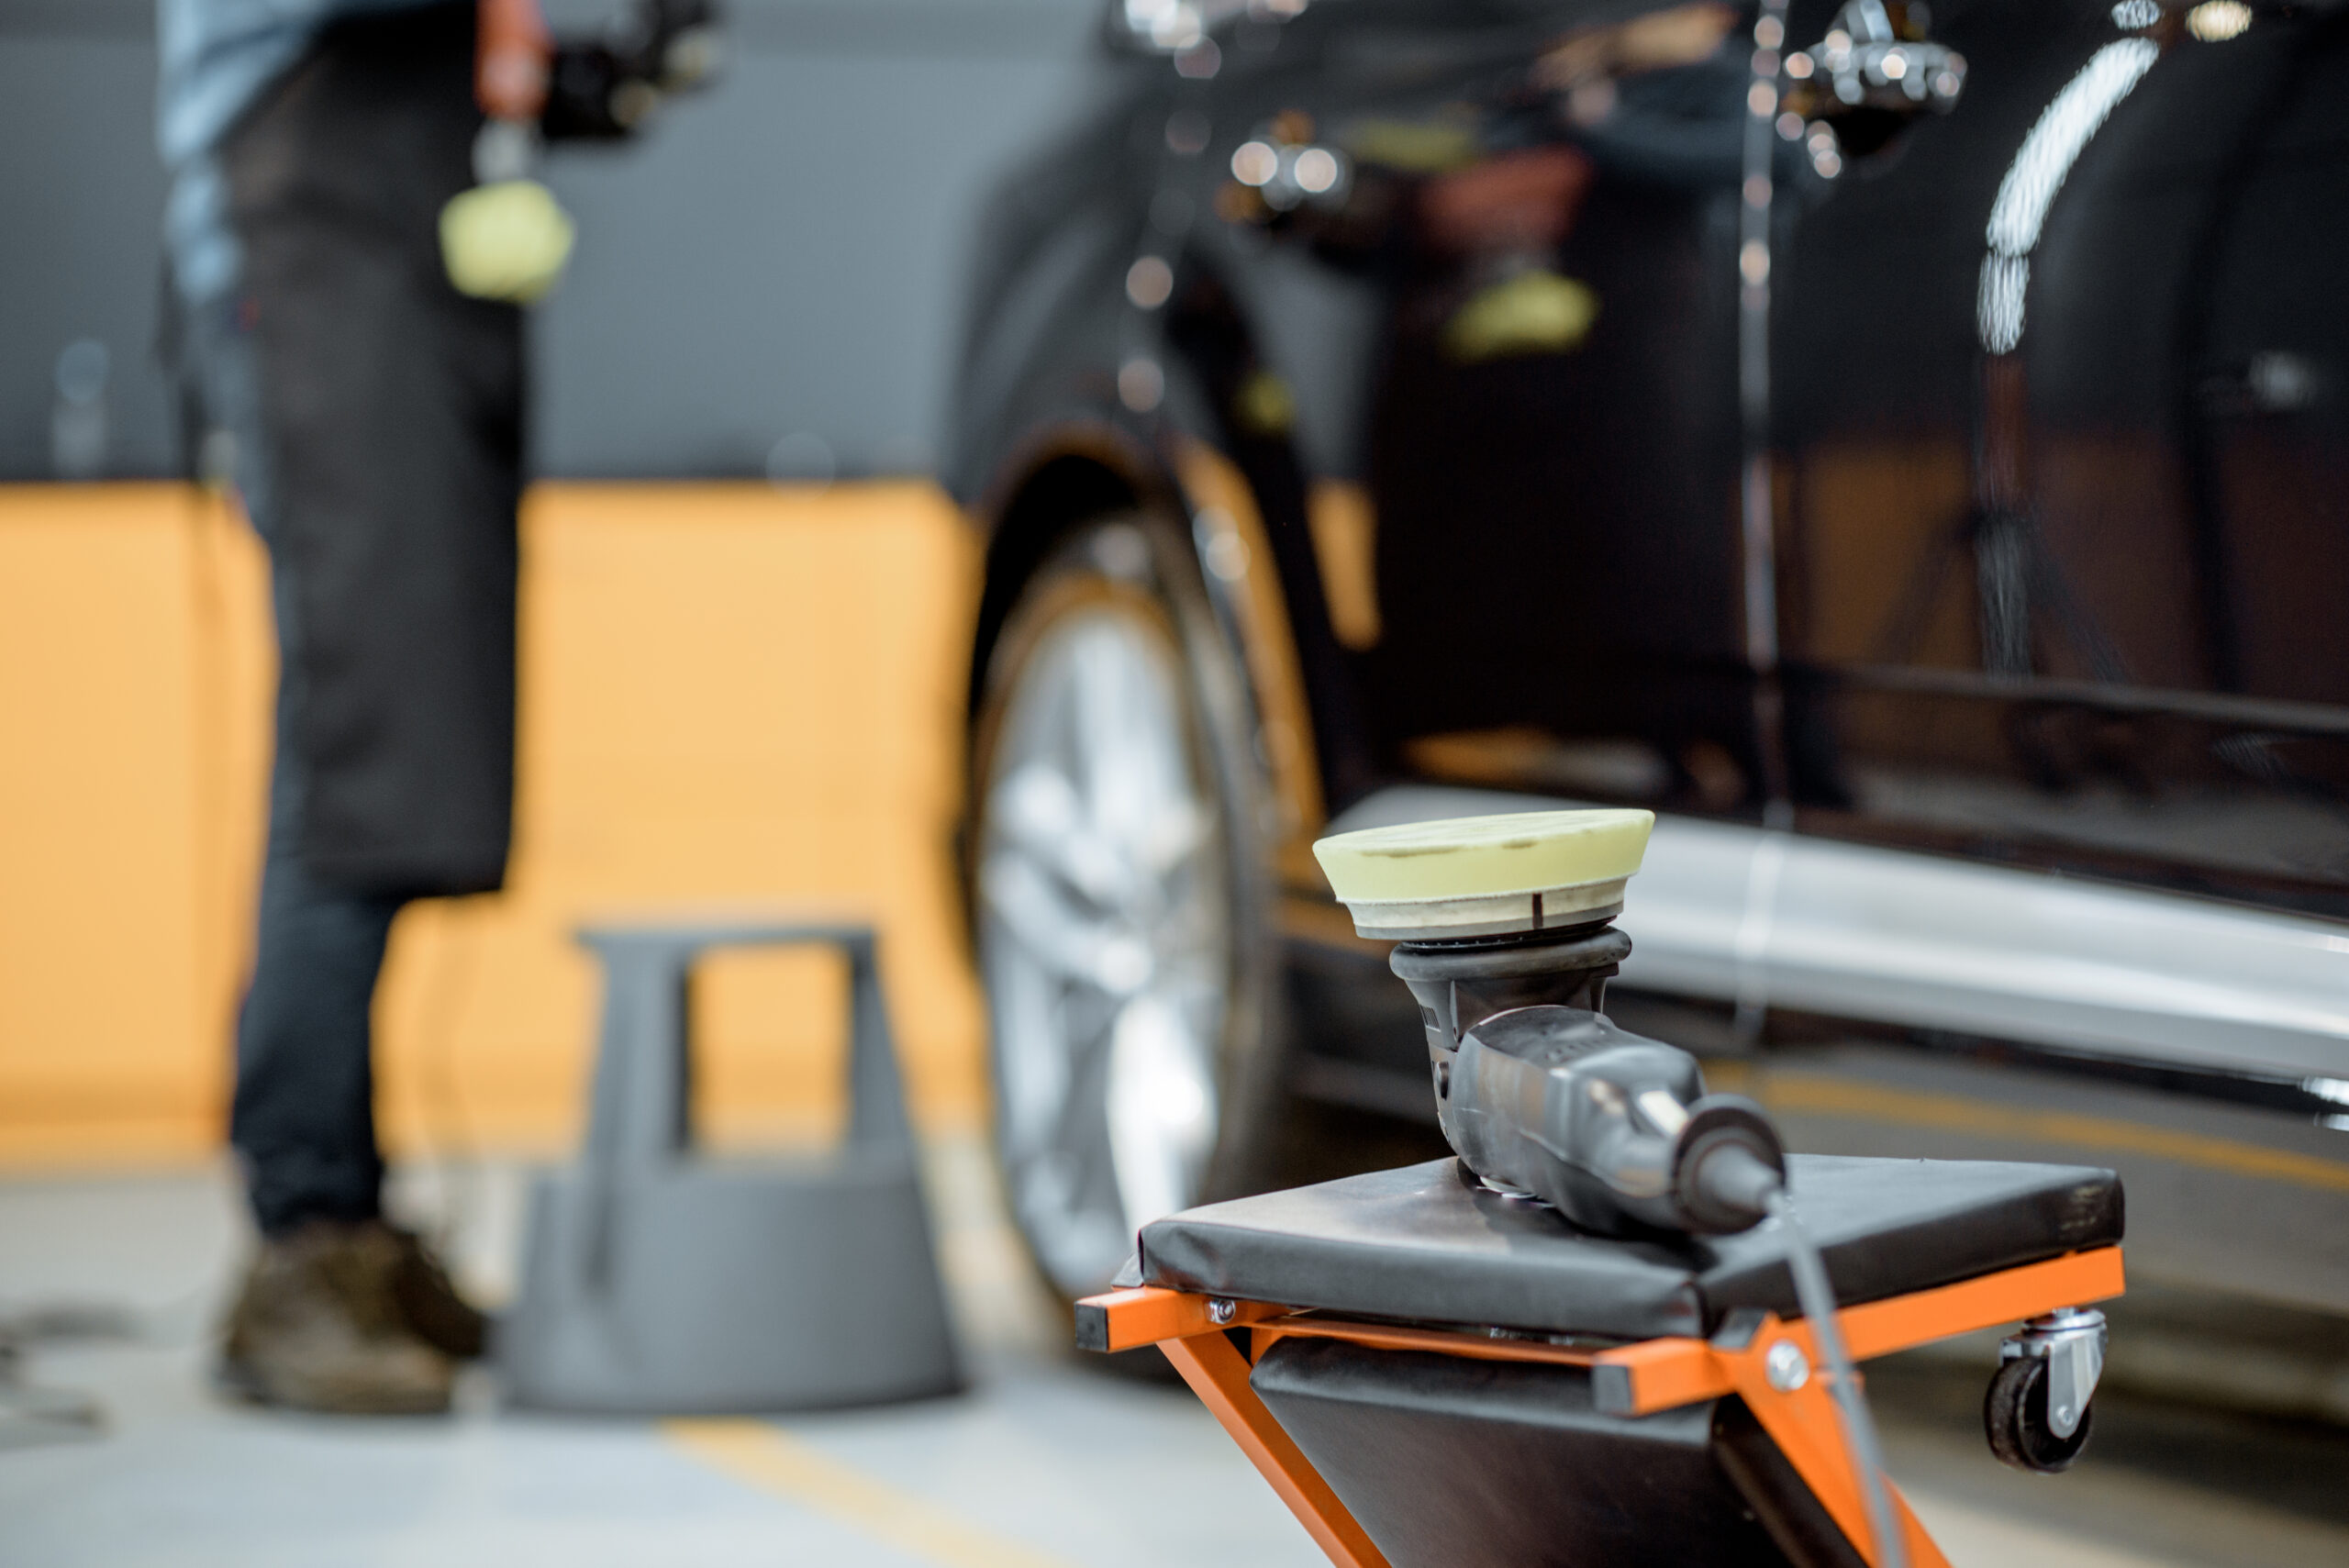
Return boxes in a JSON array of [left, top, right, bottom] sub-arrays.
[[1771, 1187, 1908, 1568]]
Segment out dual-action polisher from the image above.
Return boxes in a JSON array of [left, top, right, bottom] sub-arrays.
[[1312, 808, 1787, 1238], [1313, 807, 1910, 1567]]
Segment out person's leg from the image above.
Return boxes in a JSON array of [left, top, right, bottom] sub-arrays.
[[184, 3, 505, 1413], [175, 245, 459, 1416], [176, 177, 407, 1243], [205, 423, 490, 1407], [230, 745, 406, 1239]]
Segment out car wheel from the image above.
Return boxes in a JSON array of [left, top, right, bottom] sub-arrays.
[[970, 511, 1283, 1304]]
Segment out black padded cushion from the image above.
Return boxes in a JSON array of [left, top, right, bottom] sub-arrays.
[[1139, 1155, 2121, 1340]]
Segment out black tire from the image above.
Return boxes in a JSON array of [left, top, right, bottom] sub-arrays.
[[1984, 1355, 2094, 1473], [968, 511, 1286, 1308]]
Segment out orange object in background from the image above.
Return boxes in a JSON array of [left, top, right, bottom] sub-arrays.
[[0, 486, 269, 1165], [0, 481, 984, 1168]]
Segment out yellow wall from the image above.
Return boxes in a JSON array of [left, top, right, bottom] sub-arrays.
[[0, 482, 985, 1169], [0, 486, 268, 1164]]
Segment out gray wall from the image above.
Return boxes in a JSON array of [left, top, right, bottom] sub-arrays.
[[0, 0, 1101, 483], [0, 2, 179, 481]]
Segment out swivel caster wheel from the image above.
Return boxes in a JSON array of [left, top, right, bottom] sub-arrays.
[[1984, 1353, 2092, 1473], [1985, 1305, 2106, 1474]]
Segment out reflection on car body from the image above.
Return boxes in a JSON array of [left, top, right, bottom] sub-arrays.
[[950, 0, 2349, 1312]]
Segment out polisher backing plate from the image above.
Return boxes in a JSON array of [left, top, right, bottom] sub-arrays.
[[1311, 808, 1653, 940]]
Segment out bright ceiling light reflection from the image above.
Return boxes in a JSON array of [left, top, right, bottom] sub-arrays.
[[2188, 1, 2252, 40], [1125, 254, 1174, 309], [1985, 41, 2159, 255], [2304, 1075, 2349, 1106], [1976, 256, 2030, 357], [1124, 0, 1202, 48], [1230, 139, 1277, 185], [1293, 146, 1340, 193], [2110, 0, 2160, 28], [1976, 39, 2159, 351]]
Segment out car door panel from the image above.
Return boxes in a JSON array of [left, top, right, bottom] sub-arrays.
[[1186, 0, 1764, 817], [1778, 0, 2349, 919], [960, 1, 2349, 1306]]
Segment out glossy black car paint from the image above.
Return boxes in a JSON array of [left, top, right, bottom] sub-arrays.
[[947, 0, 2349, 1311]]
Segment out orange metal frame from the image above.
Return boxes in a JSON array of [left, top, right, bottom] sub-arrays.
[[1078, 1245, 2126, 1568]]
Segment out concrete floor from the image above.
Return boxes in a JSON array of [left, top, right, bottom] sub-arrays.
[[3, 1144, 2345, 1568]]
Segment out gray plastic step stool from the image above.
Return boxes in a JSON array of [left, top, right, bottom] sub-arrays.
[[498, 918, 962, 1412]]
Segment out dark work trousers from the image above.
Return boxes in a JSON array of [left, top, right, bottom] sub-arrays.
[[235, 725, 410, 1232], [176, 4, 524, 1237]]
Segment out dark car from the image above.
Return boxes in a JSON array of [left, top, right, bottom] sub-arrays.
[[946, 0, 2349, 1319]]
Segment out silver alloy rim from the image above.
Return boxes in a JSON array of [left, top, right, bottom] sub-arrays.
[[978, 596, 1230, 1298]]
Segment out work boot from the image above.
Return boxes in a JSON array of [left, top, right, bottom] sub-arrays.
[[383, 1223, 489, 1360], [217, 1219, 452, 1414]]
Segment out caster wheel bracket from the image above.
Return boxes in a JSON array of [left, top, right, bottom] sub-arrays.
[[2000, 1305, 2106, 1440], [1987, 1306, 2107, 1473]]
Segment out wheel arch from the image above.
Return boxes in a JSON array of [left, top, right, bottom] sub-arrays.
[[965, 422, 1173, 723], [963, 412, 1342, 897]]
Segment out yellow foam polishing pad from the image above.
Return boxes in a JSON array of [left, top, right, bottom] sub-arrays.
[[440, 179, 575, 304], [1314, 808, 1653, 905]]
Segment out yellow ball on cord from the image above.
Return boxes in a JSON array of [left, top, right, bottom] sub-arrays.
[[439, 178, 575, 304]]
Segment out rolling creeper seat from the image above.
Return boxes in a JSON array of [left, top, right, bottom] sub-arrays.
[[1076, 809, 2125, 1568]]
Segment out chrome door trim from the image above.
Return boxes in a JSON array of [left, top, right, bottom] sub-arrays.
[[1765, 833, 2349, 1081], [1326, 784, 2349, 1083]]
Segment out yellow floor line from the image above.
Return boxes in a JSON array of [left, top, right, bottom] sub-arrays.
[[1763, 1072, 2349, 1192], [662, 1418, 1082, 1568]]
